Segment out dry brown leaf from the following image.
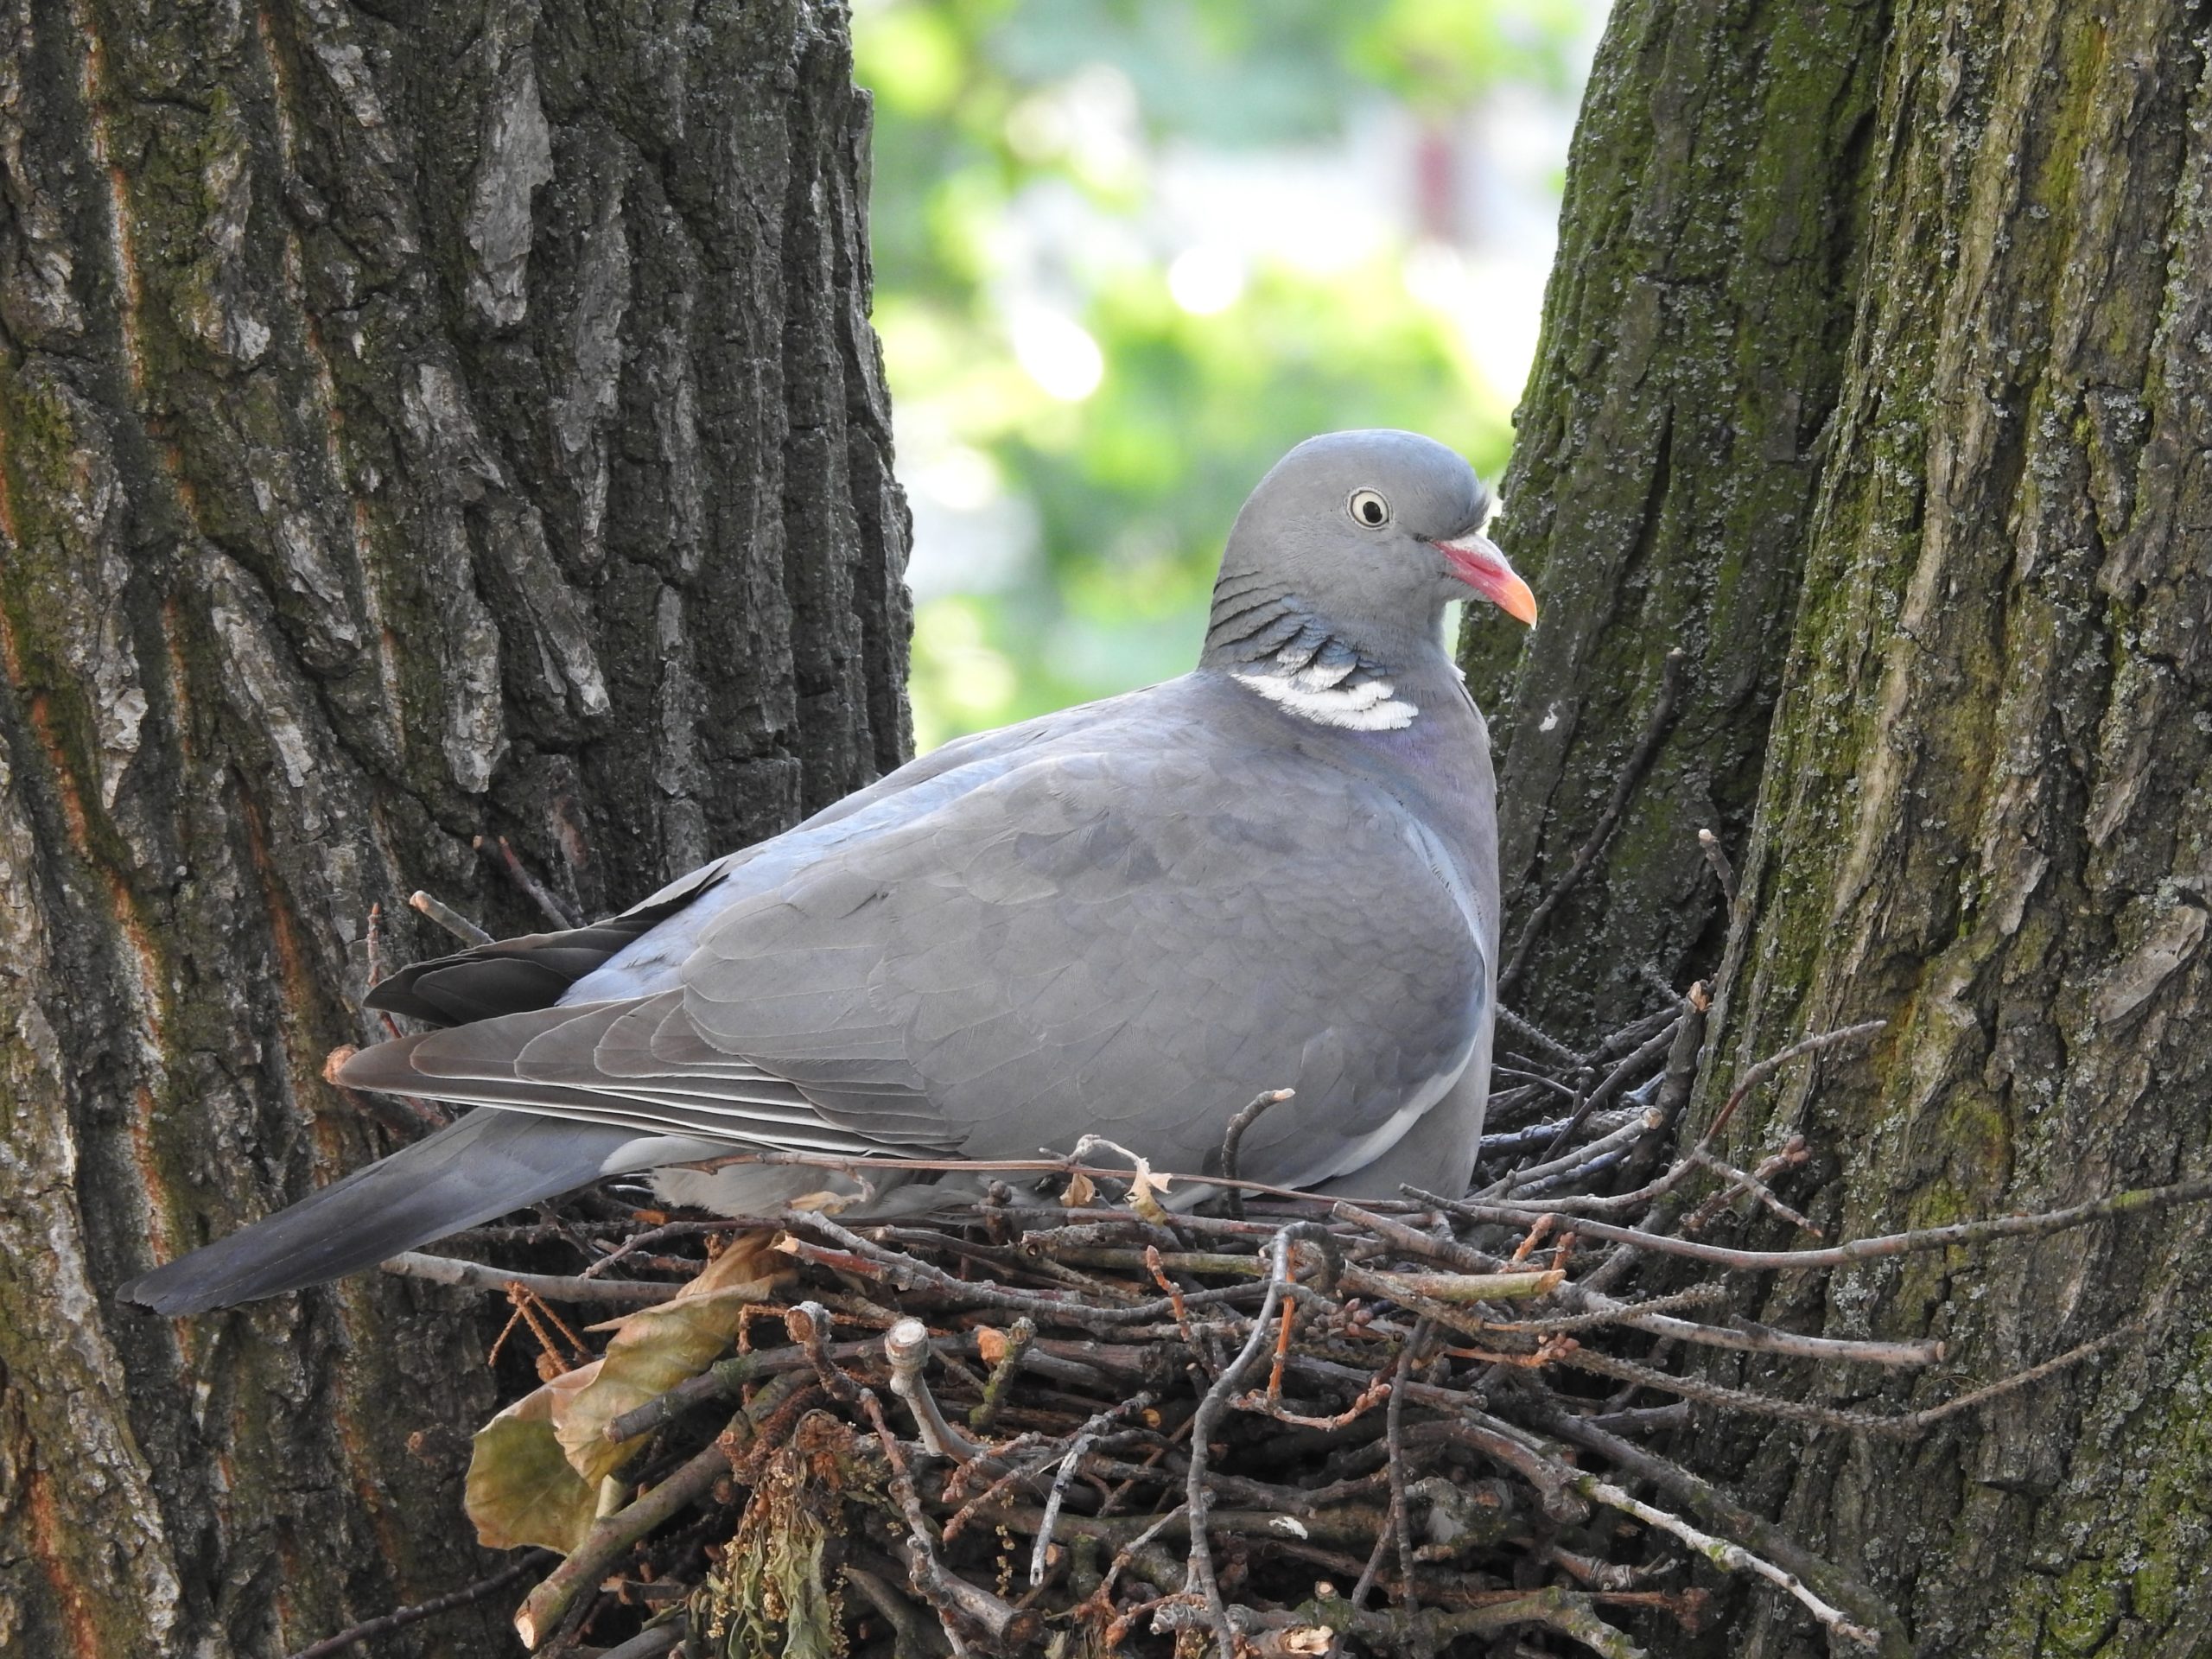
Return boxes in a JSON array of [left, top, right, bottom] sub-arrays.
[[550, 1230, 791, 1483], [463, 1363, 601, 1553]]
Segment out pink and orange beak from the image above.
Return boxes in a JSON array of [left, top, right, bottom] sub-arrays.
[[1433, 531, 1538, 626]]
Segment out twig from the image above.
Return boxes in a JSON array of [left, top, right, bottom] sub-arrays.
[[785, 1212, 1268, 1327], [1696, 827, 1738, 906], [1481, 1109, 1641, 1161], [281, 1552, 550, 1659], [1684, 1141, 1820, 1236], [707, 1147, 1379, 1209], [1555, 1346, 1951, 1432], [1534, 1405, 1902, 1646], [842, 1561, 944, 1658], [408, 888, 493, 946], [1510, 1109, 1665, 1197], [1580, 1001, 1684, 1069], [1608, 985, 1709, 1204], [1220, 1088, 1294, 1220], [382, 1252, 678, 1305], [1495, 1006, 1582, 1068], [1872, 1322, 2141, 1435], [1362, 1319, 1428, 1609], [1575, 1470, 1879, 1649], [787, 1302, 861, 1403], [886, 1319, 987, 1461], [594, 1621, 686, 1659], [861, 1391, 1042, 1651], [969, 1317, 1035, 1433], [1484, 1283, 1729, 1334], [581, 1217, 753, 1279], [1184, 1227, 1308, 1656], [513, 1415, 744, 1646], [1423, 1019, 1889, 1222], [476, 835, 582, 930], [1501, 646, 1689, 993], [1440, 1168, 2212, 1274], [1032, 1402, 1128, 1586], [1530, 1020, 1678, 1164], [1704, 1020, 1889, 1146], [1095, 1502, 1189, 1605]]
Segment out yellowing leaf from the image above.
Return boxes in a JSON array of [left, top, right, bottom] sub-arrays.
[[553, 1232, 791, 1484], [465, 1364, 601, 1553]]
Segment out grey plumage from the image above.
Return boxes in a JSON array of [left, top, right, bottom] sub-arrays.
[[121, 429, 1535, 1315], [122, 1110, 735, 1315]]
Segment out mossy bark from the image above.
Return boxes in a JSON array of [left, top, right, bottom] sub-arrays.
[[1489, 1, 2212, 1654], [0, 0, 908, 1654], [1463, 0, 1889, 1034]]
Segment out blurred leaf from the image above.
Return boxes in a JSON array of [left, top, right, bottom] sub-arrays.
[[855, 0, 1586, 745]]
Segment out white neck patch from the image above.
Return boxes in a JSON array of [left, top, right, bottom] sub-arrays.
[[1231, 660, 1418, 731]]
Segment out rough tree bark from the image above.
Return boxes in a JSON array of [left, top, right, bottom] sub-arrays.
[[0, 0, 908, 1654], [1484, 2, 2212, 1655]]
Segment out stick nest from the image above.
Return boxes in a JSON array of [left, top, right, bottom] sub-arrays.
[[307, 985, 2188, 1659]]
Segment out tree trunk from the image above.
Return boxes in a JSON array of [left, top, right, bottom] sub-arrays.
[[1489, 2, 2212, 1654], [1462, 0, 1890, 1035], [0, 0, 908, 1652]]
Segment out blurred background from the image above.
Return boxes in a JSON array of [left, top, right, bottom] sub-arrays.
[[851, 0, 1610, 747]]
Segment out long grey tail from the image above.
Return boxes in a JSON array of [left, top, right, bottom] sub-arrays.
[[119, 1110, 694, 1316]]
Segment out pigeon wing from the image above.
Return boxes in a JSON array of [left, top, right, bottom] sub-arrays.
[[674, 742, 1488, 1187], [343, 734, 1487, 1190]]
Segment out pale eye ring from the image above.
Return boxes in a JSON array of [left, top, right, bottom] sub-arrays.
[[1348, 487, 1391, 528]]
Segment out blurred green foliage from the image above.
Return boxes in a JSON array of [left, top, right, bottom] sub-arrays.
[[852, 0, 1592, 746]]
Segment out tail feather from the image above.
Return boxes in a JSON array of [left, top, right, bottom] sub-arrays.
[[119, 1110, 709, 1315]]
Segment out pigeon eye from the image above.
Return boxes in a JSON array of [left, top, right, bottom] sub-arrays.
[[1348, 488, 1390, 528]]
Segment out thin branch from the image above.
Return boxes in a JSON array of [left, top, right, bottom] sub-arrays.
[[969, 1317, 1035, 1434], [1442, 1169, 2212, 1274], [1871, 1322, 2142, 1438], [1422, 1019, 1889, 1221], [1534, 1405, 1902, 1647], [477, 834, 582, 930], [1032, 1404, 1125, 1586], [886, 1319, 987, 1461], [1495, 1007, 1582, 1067], [281, 1553, 550, 1659], [1504, 1109, 1664, 1198], [1696, 827, 1738, 906], [513, 1415, 744, 1645], [1219, 1088, 1294, 1220], [787, 1301, 861, 1404], [1684, 1141, 1820, 1236], [1571, 1471, 1879, 1650], [382, 1251, 679, 1305], [1184, 1227, 1306, 1657], [407, 888, 492, 946], [861, 1391, 1042, 1651]]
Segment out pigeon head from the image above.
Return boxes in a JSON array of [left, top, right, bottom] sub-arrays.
[[1204, 430, 1536, 675]]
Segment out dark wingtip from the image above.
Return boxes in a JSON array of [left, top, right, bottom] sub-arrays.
[[117, 1262, 237, 1317], [111, 1110, 660, 1318]]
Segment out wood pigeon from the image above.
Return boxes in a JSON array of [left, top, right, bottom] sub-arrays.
[[123, 429, 1536, 1314]]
